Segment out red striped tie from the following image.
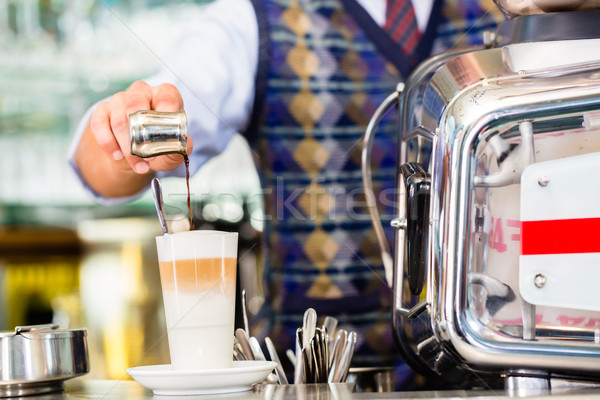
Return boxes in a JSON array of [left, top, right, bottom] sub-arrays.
[[383, 0, 421, 55]]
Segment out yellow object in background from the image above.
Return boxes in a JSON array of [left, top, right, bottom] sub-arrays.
[[0, 227, 81, 329], [2, 262, 80, 328]]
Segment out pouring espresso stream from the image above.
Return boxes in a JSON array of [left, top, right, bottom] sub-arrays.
[[129, 110, 193, 230]]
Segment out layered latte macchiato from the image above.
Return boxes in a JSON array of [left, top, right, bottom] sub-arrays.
[[156, 231, 238, 370]]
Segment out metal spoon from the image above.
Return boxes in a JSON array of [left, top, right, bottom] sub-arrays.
[[242, 289, 250, 334], [316, 328, 328, 382], [324, 316, 338, 346], [234, 341, 247, 360], [235, 328, 254, 361], [310, 338, 320, 383], [328, 329, 347, 383], [294, 328, 304, 384], [338, 331, 357, 383], [249, 336, 266, 361], [265, 336, 289, 384], [151, 177, 169, 234], [249, 337, 279, 384], [302, 308, 317, 350], [286, 349, 296, 365], [331, 330, 356, 383]]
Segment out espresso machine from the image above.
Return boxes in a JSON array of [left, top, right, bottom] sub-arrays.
[[363, 0, 600, 392]]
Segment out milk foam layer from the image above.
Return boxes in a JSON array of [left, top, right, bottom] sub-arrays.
[[162, 291, 234, 329], [156, 230, 238, 261], [163, 291, 235, 369], [168, 325, 233, 370]]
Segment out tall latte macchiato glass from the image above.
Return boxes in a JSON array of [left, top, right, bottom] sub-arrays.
[[155, 230, 238, 370]]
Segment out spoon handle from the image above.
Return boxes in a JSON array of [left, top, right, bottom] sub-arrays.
[[235, 328, 254, 361], [242, 289, 250, 334], [151, 178, 169, 234], [265, 336, 289, 384]]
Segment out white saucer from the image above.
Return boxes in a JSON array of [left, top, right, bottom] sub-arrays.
[[127, 360, 277, 396]]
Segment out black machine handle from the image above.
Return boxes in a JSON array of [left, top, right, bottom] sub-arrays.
[[388, 162, 430, 319]]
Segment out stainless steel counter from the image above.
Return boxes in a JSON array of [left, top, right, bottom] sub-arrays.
[[17, 380, 600, 400]]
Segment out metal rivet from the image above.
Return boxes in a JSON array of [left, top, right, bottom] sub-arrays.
[[534, 273, 547, 288], [538, 176, 549, 187], [391, 218, 407, 230]]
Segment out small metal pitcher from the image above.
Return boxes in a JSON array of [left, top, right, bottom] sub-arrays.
[[129, 110, 188, 158]]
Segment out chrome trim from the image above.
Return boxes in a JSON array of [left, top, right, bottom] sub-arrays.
[[361, 83, 404, 286], [473, 120, 534, 187]]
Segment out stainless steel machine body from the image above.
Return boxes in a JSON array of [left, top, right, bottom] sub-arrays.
[[363, 9, 600, 389]]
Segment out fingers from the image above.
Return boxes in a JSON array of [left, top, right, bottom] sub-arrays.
[[145, 134, 193, 172], [124, 80, 153, 118], [152, 83, 184, 112], [89, 101, 122, 161], [88, 81, 186, 176], [108, 91, 151, 174], [144, 83, 186, 171], [187, 133, 194, 155]]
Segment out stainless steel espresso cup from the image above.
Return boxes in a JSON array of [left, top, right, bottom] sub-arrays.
[[129, 110, 188, 158]]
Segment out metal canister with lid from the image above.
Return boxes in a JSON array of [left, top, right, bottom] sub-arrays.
[[0, 324, 89, 397]]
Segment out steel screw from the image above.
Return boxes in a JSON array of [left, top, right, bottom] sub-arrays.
[[538, 176, 549, 187], [534, 273, 547, 289], [391, 218, 407, 230]]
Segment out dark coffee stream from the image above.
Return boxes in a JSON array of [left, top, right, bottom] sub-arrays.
[[184, 155, 194, 230]]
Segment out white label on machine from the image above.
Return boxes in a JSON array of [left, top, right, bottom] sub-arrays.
[[520, 152, 600, 312]]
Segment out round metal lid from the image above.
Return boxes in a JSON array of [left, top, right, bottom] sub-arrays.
[[0, 324, 85, 339]]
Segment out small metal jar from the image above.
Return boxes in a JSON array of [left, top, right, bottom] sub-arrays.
[[0, 325, 89, 397], [129, 110, 188, 158]]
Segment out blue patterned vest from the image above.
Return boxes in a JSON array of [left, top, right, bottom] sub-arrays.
[[246, 0, 504, 376]]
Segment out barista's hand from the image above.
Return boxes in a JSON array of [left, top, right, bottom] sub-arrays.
[[89, 80, 193, 174]]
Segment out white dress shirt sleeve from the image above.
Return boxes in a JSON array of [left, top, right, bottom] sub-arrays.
[[147, 0, 259, 171]]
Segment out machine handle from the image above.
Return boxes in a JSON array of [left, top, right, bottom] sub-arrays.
[[389, 162, 431, 319], [361, 83, 404, 287]]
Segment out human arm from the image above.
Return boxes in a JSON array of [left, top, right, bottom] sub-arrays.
[[68, 0, 259, 203], [73, 82, 191, 198]]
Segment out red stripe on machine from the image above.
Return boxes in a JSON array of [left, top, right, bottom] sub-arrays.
[[521, 218, 600, 255]]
